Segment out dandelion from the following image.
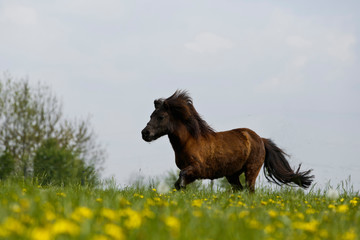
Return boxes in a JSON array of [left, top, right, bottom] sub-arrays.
[[165, 216, 180, 234], [104, 223, 124, 240], [71, 206, 93, 222], [326, 188, 339, 200], [3, 217, 25, 235], [56, 192, 66, 197], [121, 208, 142, 229], [268, 210, 278, 218], [350, 199, 358, 207], [337, 204, 349, 213], [52, 219, 80, 236], [192, 199, 203, 207], [101, 208, 118, 221], [293, 220, 319, 233], [96, 198, 103, 203], [343, 228, 357, 240], [31, 227, 52, 240]]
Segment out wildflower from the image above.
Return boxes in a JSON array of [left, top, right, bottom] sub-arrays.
[[71, 206, 93, 222], [31, 227, 52, 240], [328, 204, 336, 209], [239, 210, 250, 218], [192, 199, 203, 208], [157, 182, 170, 194], [293, 220, 319, 233], [261, 201, 268, 206], [10, 203, 21, 213], [337, 204, 349, 213], [133, 193, 144, 198], [3, 217, 25, 235], [92, 234, 110, 240], [52, 219, 80, 236], [142, 208, 155, 219], [268, 210, 278, 218], [104, 223, 124, 240], [343, 228, 357, 240], [101, 208, 118, 221], [350, 199, 358, 207], [305, 208, 316, 215], [56, 192, 66, 197], [96, 198, 103, 203], [264, 225, 276, 234], [326, 188, 339, 200], [165, 216, 180, 234], [121, 208, 142, 229]]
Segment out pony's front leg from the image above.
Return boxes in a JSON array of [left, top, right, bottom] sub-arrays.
[[174, 167, 197, 190]]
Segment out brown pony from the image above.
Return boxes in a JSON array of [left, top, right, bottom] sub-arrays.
[[141, 90, 314, 192]]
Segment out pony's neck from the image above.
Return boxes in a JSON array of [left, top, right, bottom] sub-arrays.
[[168, 123, 192, 151]]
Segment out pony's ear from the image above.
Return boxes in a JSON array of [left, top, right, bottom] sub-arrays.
[[154, 99, 163, 109]]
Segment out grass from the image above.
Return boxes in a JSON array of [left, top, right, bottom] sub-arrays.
[[0, 178, 359, 240]]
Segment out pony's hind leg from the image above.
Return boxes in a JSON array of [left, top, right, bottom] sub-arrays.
[[226, 173, 244, 191], [245, 166, 262, 193]]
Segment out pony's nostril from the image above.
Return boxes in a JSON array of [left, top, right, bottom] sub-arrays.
[[142, 129, 150, 138]]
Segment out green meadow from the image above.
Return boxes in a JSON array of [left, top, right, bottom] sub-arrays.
[[0, 179, 359, 240]]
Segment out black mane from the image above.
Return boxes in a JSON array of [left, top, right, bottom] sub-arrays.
[[164, 90, 215, 138]]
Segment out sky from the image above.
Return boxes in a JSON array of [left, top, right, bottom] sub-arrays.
[[1, 0, 359, 190]]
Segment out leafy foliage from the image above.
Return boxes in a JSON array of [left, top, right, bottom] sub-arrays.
[[0, 73, 104, 185]]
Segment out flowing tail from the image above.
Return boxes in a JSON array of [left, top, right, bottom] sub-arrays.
[[262, 138, 314, 189]]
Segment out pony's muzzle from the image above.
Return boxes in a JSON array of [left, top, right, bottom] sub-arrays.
[[141, 128, 152, 142]]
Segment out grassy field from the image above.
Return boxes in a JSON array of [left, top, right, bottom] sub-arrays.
[[0, 179, 359, 240]]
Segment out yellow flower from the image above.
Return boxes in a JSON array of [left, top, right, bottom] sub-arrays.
[[268, 210, 278, 218], [306, 208, 316, 215], [192, 199, 203, 207], [337, 204, 349, 213], [152, 188, 157, 192], [56, 192, 66, 197], [104, 223, 124, 240], [350, 199, 358, 206], [71, 206, 93, 222], [96, 198, 103, 203], [0, 226, 9, 238], [239, 210, 250, 218], [121, 208, 142, 229], [142, 208, 155, 219], [52, 219, 80, 236], [31, 227, 52, 240], [328, 204, 336, 209], [343, 228, 357, 240], [92, 234, 110, 240], [101, 208, 118, 221], [165, 216, 180, 234], [264, 225, 275, 234], [293, 220, 319, 233], [261, 201, 268, 206], [3, 217, 25, 235]]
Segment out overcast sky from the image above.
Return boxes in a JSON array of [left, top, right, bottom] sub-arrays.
[[1, 0, 359, 190]]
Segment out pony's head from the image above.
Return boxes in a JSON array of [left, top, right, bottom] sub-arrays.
[[141, 90, 214, 142], [141, 97, 171, 142]]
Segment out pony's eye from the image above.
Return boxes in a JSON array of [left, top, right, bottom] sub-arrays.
[[158, 116, 164, 121]]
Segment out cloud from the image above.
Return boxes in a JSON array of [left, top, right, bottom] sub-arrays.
[[0, 4, 38, 26], [286, 36, 312, 48], [325, 34, 356, 62], [185, 32, 234, 54]]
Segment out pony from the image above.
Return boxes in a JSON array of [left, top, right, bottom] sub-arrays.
[[141, 90, 314, 192]]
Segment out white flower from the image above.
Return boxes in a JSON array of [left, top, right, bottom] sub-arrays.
[[157, 182, 170, 194], [327, 188, 339, 200]]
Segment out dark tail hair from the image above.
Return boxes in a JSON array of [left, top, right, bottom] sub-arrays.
[[262, 138, 314, 189]]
